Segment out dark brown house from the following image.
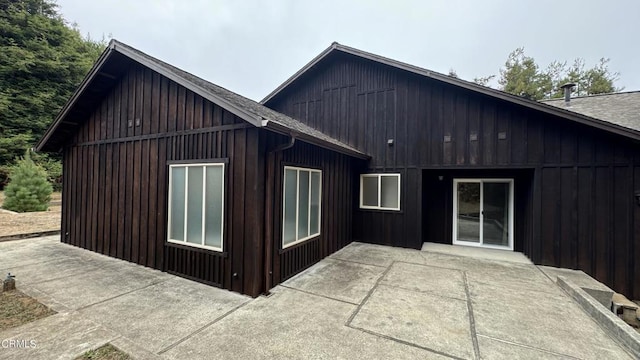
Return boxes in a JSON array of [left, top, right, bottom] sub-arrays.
[[38, 40, 640, 299]]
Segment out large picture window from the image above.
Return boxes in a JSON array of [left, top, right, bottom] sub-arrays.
[[360, 174, 401, 211], [283, 166, 322, 248], [168, 163, 224, 251]]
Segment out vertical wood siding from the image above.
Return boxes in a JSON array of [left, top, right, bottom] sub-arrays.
[[62, 64, 265, 296], [262, 133, 356, 286], [266, 52, 640, 299]]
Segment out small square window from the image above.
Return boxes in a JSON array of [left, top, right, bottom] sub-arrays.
[[359, 174, 401, 211]]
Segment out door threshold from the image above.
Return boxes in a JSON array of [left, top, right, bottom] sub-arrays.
[[421, 242, 532, 265]]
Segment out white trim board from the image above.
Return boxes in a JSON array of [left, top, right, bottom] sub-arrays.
[[452, 178, 514, 251]]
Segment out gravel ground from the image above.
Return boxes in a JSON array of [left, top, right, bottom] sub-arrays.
[[0, 192, 62, 237]]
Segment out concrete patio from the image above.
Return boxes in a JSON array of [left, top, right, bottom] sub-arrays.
[[0, 236, 633, 359]]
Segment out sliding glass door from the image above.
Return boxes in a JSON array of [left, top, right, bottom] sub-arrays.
[[453, 179, 513, 250]]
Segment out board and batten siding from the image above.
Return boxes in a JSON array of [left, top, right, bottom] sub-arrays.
[[61, 64, 265, 296], [265, 51, 640, 299], [262, 132, 358, 287]]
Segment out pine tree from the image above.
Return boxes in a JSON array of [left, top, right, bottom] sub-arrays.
[[3, 150, 52, 212], [498, 48, 551, 100], [493, 48, 622, 100], [0, 0, 105, 187]]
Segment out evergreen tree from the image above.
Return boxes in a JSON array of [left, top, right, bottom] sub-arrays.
[[30, 151, 61, 191], [494, 48, 622, 100], [3, 150, 52, 212], [0, 0, 105, 187], [498, 48, 551, 100], [549, 58, 622, 98], [473, 74, 495, 87]]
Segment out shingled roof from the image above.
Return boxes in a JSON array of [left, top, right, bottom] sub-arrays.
[[541, 91, 640, 132], [37, 40, 368, 159]]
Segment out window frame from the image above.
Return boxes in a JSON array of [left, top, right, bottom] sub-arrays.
[[282, 166, 322, 249], [359, 173, 401, 211], [452, 178, 514, 250], [167, 162, 225, 252]]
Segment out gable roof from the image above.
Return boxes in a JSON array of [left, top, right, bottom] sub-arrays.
[[36, 40, 368, 159], [261, 42, 640, 142], [541, 91, 640, 132]]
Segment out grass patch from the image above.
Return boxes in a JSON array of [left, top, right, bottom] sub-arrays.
[[0, 290, 56, 331], [76, 344, 131, 360]]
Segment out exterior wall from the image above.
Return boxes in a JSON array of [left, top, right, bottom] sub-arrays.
[[265, 52, 640, 299], [61, 64, 265, 296], [262, 132, 358, 287], [421, 168, 534, 253]]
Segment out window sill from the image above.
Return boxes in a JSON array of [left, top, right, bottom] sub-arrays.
[[359, 206, 401, 212], [166, 240, 227, 256], [280, 234, 321, 253]]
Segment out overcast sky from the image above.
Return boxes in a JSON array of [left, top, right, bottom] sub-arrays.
[[56, 0, 639, 101]]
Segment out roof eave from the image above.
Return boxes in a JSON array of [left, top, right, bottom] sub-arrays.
[[35, 42, 117, 152], [260, 42, 338, 104], [532, 103, 640, 141], [110, 42, 264, 128], [261, 43, 640, 142], [333, 45, 640, 141], [262, 120, 369, 160], [37, 40, 268, 153]]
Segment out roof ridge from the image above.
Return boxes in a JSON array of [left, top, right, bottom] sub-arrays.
[[111, 40, 248, 105], [333, 42, 491, 89], [261, 42, 640, 141], [541, 90, 640, 102], [37, 39, 368, 158], [112, 40, 367, 158]]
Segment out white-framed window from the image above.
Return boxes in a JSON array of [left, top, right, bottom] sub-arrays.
[[452, 178, 514, 250], [283, 166, 322, 249], [167, 163, 225, 252], [360, 173, 401, 211]]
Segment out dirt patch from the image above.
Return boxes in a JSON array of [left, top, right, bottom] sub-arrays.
[[0, 290, 56, 331], [76, 344, 131, 360], [0, 192, 62, 237]]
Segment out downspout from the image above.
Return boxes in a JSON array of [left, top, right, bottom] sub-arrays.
[[264, 135, 296, 295]]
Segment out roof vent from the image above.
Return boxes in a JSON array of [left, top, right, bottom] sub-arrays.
[[560, 83, 576, 105]]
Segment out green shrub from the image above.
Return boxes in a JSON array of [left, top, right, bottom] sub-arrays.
[[31, 152, 63, 192], [3, 151, 52, 212]]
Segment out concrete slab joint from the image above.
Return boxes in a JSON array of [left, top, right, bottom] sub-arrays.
[[344, 260, 477, 359], [1, 237, 635, 359]]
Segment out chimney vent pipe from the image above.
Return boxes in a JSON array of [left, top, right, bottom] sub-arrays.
[[560, 83, 576, 105]]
